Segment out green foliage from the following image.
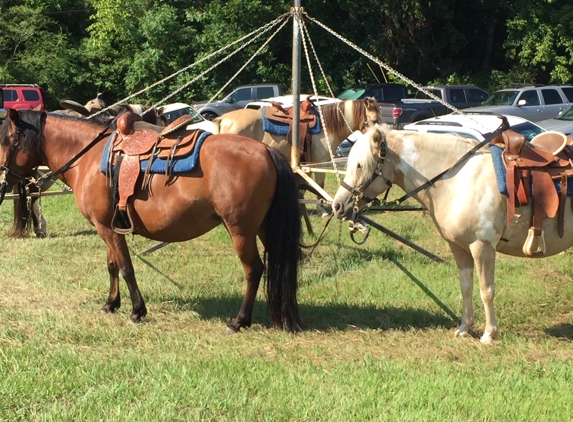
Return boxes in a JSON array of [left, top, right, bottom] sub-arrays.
[[0, 0, 571, 107], [505, 0, 573, 83]]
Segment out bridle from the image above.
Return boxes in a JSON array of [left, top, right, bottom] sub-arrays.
[[339, 118, 510, 222], [340, 136, 393, 219]]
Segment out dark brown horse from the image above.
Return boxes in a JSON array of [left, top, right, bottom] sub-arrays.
[[0, 109, 302, 332]]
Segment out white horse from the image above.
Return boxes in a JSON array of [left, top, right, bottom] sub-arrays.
[[332, 124, 573, 344]]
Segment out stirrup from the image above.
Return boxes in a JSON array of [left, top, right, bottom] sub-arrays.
[[522, 228, 546, 256], [111, 206, 134, 235]]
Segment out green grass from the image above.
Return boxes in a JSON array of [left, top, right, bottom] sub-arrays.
[[1, 177, 572, 421]]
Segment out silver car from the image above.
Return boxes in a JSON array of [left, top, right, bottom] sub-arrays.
[[535, 105, 573, 136]]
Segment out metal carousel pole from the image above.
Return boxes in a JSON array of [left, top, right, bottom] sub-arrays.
[[290, 0, 302, 170]]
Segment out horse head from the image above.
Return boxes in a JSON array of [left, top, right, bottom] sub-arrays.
[[0, 109, 46, 203], [332, 125, 395, 221], [362, 97, 383, 129]]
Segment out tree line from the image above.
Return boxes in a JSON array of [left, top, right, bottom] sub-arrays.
[[0, 0, 571, 109]]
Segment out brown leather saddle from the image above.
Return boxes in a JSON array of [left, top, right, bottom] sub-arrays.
[[492, 130, 573, 255], [105, 111, 205, 234], [262, 97, 318, 162]]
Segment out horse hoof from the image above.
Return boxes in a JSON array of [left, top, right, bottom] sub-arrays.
[[225, 326, 239, 334], [480, 332, 496, 345], [454, 328, 470, 339], [35, 232, 47, 238]]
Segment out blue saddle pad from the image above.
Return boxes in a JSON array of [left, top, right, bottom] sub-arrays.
[[100, 131, 212, 175], [261, 106, 322, 136], [489, 144, 573, 197]]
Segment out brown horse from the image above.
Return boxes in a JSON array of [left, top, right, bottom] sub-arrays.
[[213, 98, 382, 215], [0, 109, 302, 332]]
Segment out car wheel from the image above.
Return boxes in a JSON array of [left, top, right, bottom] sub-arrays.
[[201, 111, 218, 121]]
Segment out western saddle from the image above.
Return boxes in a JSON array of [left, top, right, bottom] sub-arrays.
[[492, 129, 573, 255], [262, 97, 318, 162], [104, 111, 205, 234]]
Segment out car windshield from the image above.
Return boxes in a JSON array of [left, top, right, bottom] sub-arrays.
[[163, 106, 203, 124], [337, 88, 366, 100], [556, 106, 573, 121], [483, 90, 519, 106], [510, 121, 545, 141]]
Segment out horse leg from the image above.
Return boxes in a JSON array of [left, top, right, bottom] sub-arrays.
[[226, 233, 264, 332], [8, 185, 28, 238], [31, 197, 47, 238], [97, 226, 147, 322], [101, 243, 122, 314], [313, 172, 330, 218], [468, 241, 498, 345], [448, 242, 476, 338]]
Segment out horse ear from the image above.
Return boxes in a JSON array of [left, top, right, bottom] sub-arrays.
[[7, 108, 20, 125], [364, 97, 377, 110], [370, 127, 385, 151]]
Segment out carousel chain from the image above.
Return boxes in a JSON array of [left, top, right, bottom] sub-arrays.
[[90, 13, 291, 118]]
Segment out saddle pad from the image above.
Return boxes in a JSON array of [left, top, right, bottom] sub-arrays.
[[489, 144, 573, 197], [261, 106, 322, 136], [100, 131, 212, 175]]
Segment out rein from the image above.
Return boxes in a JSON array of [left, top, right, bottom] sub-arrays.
[[391, 121, 508, 206], [36, 120, 115, 187], [342, 118, 509, 212]]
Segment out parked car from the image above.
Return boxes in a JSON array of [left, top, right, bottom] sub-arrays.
[[535, 104, 573, 136], [337, 83, 409, 103], [192, 83, 283, 120], [160, 102, 214, 132], [463, 85, 573, 122], [0, 88, 5, 120], [245, 94, 341, 110], [403, 112, 546, 141], [378, 85, 489, 129], [0, 84, 47, 111]]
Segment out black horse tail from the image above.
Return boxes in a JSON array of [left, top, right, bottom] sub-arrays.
[[265, 147, 303, 332]]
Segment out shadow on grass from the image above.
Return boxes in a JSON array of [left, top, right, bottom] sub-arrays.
[[545, 323, 573, 341], [154, 295, 457, 332]]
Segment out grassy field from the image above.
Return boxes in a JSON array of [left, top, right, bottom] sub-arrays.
[[1, 176, 572, 421]]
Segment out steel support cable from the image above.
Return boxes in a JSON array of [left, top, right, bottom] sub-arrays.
[[183, 16, 292, 113], [90, 13, 290, 118]]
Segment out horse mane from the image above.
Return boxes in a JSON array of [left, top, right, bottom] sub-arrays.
[[320, 100, 367, 135]]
